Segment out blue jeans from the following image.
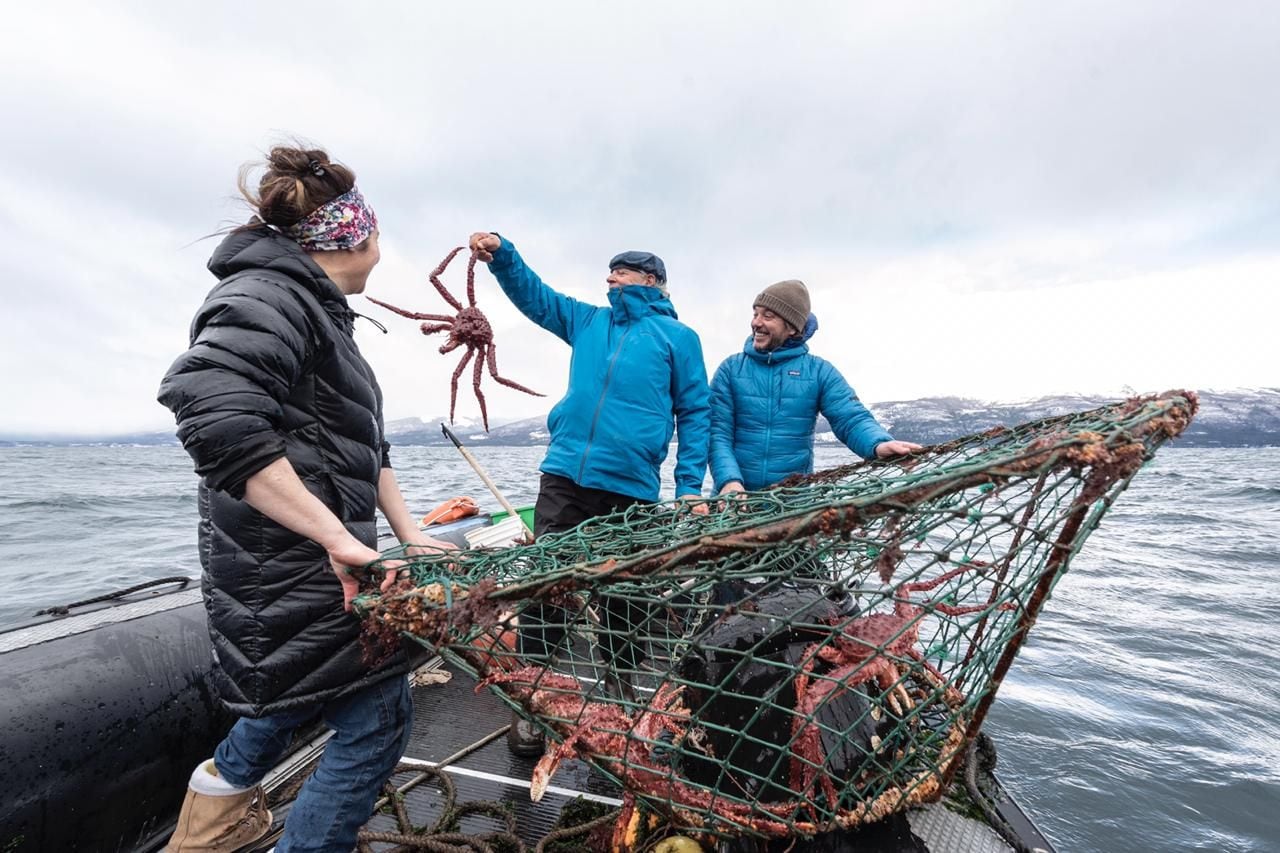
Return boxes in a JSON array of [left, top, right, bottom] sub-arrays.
[[214, 675, 413, 853]]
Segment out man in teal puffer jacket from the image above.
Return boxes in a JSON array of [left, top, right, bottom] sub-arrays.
[[710, 280, 919, 495], [470, 231, 711, 752]]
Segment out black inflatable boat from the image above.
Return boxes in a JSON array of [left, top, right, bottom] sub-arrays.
[[0, 508, 1057, 853]]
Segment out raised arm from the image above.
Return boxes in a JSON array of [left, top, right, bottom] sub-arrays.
[[470, 232, 597, 344]]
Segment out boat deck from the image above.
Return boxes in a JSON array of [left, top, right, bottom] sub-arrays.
[[376, 661, 622, 843], [244, 512, 1053, 851], [274, 658, 1028, 852]]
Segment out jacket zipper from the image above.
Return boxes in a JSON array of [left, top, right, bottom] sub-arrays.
[[578, 326, 633, 483], [763, 351, 776, 483]]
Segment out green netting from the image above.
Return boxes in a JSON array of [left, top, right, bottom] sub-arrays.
[[354, 390, 1197, 842]]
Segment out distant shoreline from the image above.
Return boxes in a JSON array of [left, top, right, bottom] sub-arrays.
[[2, 438, 1274, 449], [5, 389, 1276, 449]]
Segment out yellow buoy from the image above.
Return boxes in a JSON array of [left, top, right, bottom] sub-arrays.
[[652, 836, 703, 853]]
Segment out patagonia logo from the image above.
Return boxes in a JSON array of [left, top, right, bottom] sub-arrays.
[[788, 370, 801, 376]]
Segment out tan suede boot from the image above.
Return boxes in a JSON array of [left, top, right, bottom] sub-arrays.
[[165, 780, 271, 852]]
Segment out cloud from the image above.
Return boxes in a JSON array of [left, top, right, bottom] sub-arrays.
[[1, 0, 1277, 433]]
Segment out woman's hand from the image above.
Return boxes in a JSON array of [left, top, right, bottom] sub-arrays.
[[400, 533, 460, 577], [326, 535, 399, 612], [401, 534, 458, 558], [469, 232, 501, 262]]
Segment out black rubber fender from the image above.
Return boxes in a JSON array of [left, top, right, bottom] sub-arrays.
[[0, 600, 234, 852]]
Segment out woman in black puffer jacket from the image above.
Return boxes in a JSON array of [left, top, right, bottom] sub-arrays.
[[158, 145, 452, 853]]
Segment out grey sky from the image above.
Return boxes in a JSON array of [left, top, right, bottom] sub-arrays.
[[1, 1, 1275, 435]]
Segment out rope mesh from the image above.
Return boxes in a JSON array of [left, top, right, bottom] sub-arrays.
[[355, 390, 1197, 841]]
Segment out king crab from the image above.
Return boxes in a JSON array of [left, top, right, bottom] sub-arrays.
[[367, 246, 543, 430], [470, 564, 1015, 840], [479, 668, 805, 842], [788, 562, 1013, 815]]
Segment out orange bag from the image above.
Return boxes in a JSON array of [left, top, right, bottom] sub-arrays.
[[420, 496, 480, 526], [470, 626, 520, 673]]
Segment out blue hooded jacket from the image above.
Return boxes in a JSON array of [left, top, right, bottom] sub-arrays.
[[488, 238, 710, 501], [709, 320, 891, 492]]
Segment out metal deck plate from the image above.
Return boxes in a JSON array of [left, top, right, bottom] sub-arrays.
[[909, 807, 1012, 853], [391, 664, 1014, 851], [348, 666, 622, 846], [409, 668, 619, 769]]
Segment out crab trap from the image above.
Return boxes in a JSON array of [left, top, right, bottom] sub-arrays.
[[354, 391, 1197, 842]]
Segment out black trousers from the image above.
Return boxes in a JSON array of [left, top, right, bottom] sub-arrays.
[[531, 472, 641, 538], [520, 473, 647, 672]]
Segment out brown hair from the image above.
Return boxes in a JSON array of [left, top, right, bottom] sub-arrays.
[[237, 145, 356, 228]]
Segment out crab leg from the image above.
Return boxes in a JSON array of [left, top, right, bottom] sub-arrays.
[[471, 347, 490, 431], [486, 343, 545, 396], [429, 246, 466, 311], [466, 253, 478, 308], [364, 296, 453, 323], [449, 348, 475, 423]]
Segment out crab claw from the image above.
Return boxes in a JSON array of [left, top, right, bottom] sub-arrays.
[[610, 793, 640, 851], [530, 738, 574, 801]]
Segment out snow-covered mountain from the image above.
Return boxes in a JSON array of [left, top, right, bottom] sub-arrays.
[[382, 415, 550, 446], [5, 389, 1275, 447], [833, 388, 1279, 448], [386, 389, 1277, 448]]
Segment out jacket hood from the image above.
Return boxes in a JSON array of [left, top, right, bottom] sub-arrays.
[[607, 283, 678, 324], [741, 312, 818, 363], [208, 223, 348, 308]]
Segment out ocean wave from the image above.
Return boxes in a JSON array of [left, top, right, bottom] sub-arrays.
[[1219, 484, 1280, 500], [0, 444, 1274, 853]]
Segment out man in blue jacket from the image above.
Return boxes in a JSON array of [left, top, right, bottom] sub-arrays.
[[710, 280, 919, 496], [469, 231, 711, 752]]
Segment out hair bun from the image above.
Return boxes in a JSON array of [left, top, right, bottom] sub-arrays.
[[240, 144, 356, 228], [264, 146, 328, 178]]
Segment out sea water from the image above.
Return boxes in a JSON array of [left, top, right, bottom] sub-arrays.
[[0, 445, 1276, 851]]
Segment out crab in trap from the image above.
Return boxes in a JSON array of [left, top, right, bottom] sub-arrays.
[[478, 667, 805, 844], [475, 568, 1013, 841], [785, 562, 1014, 817], [367, 246, 543, 430]]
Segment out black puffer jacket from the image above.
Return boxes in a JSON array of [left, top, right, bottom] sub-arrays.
[[158, 224, 406, 717]]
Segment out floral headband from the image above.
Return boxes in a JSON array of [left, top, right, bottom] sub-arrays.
[[284, 187, 378, 251]]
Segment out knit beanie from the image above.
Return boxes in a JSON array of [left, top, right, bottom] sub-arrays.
[[753, 280, 810, 333]]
